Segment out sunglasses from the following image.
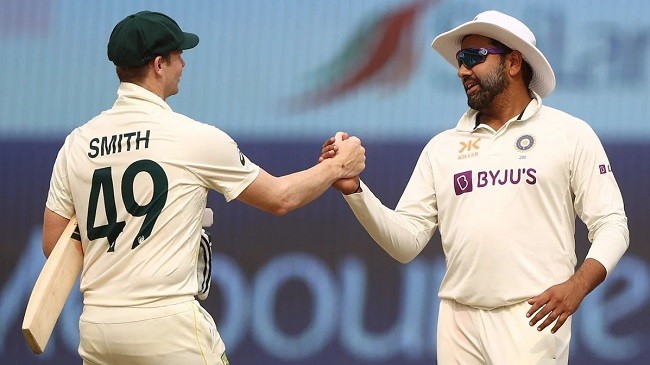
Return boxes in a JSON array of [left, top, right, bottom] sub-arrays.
[[455, 47, 506, 69]]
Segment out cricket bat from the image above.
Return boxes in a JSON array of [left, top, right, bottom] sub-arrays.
[[21, 209, 213, 354], [22, 216, 82, 354]]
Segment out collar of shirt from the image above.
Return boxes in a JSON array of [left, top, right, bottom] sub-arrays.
[[454, 90, 543, 132], [112, 82, 173, 112]]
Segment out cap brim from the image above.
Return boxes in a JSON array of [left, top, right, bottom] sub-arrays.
[[180, 32, 199, 50], [431, 21, 555, 97]]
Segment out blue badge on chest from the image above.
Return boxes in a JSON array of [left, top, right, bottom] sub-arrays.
[[515, 134, 535, 151]]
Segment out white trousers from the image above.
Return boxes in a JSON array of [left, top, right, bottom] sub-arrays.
[[79, 299, 228, 365], [437, 298, 571, 365]]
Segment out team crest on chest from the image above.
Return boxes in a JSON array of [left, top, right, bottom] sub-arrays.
[[515, 134, 535, 152]]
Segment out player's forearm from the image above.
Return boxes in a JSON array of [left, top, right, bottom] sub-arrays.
[[344, 181, 434, 263], [271, 163, 340, 215], [568, 258, 607, 298], [585, 218, 629, 276]]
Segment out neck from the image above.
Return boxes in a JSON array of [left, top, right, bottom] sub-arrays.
[[133, 77, 167, 100], [478, 88, 532, 131]]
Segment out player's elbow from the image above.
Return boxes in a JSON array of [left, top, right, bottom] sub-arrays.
[[376, 232, 426, 264], [42, 243, 53, 259], [393, 254, 416, 264], [42, 231, 56, 258], [258, 193, 293, 216], [42, 229, 62, 258], [383, 247, 418, 264], [267, 187, 302, 216], [271, 197, 303, 216], [251, 197, 295, 216], [268, 205, 291, 216]]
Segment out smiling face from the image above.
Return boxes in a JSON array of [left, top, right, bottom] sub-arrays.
[[457, 35, 510, 112]]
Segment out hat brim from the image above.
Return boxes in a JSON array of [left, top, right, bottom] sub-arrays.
[[180, 32, 199, 50], [431, 21, 555, 97]]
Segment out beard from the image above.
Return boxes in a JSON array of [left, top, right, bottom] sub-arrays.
[[466, 59, 509, 111]]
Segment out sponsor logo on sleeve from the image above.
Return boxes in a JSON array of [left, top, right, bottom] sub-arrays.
[[221, 352, 230, 364], [238, 148, 246, 166], [599, 164, 612, 174]]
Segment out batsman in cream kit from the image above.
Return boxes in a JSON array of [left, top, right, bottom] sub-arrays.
[[42, 9, 366, 364], [45, 11, 256, 365]]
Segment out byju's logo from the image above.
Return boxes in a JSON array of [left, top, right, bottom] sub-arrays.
[[454, 171, 473, 195], [453, 168, 538, 196]]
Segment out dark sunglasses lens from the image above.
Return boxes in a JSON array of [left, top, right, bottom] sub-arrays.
[[456, 51, 484, 68]]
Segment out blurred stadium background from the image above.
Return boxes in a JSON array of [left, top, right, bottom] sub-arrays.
[[1, 0, 648, 364]]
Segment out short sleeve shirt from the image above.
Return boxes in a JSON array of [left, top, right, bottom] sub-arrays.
[[46, 83, 260, 307]]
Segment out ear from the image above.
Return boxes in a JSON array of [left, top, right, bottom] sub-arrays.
[[507, 50, 524, 76], [152, 56, 164, 76]]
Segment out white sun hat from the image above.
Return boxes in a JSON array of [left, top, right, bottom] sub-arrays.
[[431, 10, 555, 97]]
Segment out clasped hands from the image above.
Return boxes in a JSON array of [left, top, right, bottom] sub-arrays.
[[320, 132, 364, 194]]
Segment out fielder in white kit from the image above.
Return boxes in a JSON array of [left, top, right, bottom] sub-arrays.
[[43, 10, 365, 365], [321, 10, 628, 364]]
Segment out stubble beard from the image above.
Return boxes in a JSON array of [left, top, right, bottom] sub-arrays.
[[466, 59, 509, 111]]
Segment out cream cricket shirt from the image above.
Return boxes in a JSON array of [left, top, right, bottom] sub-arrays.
[[344, 93, 629, 310], [46, 83, 260, 307]]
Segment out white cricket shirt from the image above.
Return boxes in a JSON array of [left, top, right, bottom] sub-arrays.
[[344, 92, 629, 309], [46, 83, 260, 307]]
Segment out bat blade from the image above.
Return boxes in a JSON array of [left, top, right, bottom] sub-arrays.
[[22, 216, 82, 354]]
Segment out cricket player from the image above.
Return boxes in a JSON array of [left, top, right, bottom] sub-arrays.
[[42, 10, 365, 365], [320, 10, 628, 364]]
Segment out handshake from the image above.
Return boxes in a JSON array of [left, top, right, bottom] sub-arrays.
[[318, 131, 366, 195]]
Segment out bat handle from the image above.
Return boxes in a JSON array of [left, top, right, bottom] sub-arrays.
[[202, 208, 213, 227]]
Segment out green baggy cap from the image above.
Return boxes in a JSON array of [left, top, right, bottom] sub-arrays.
[[107, 10, 199, 68]]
